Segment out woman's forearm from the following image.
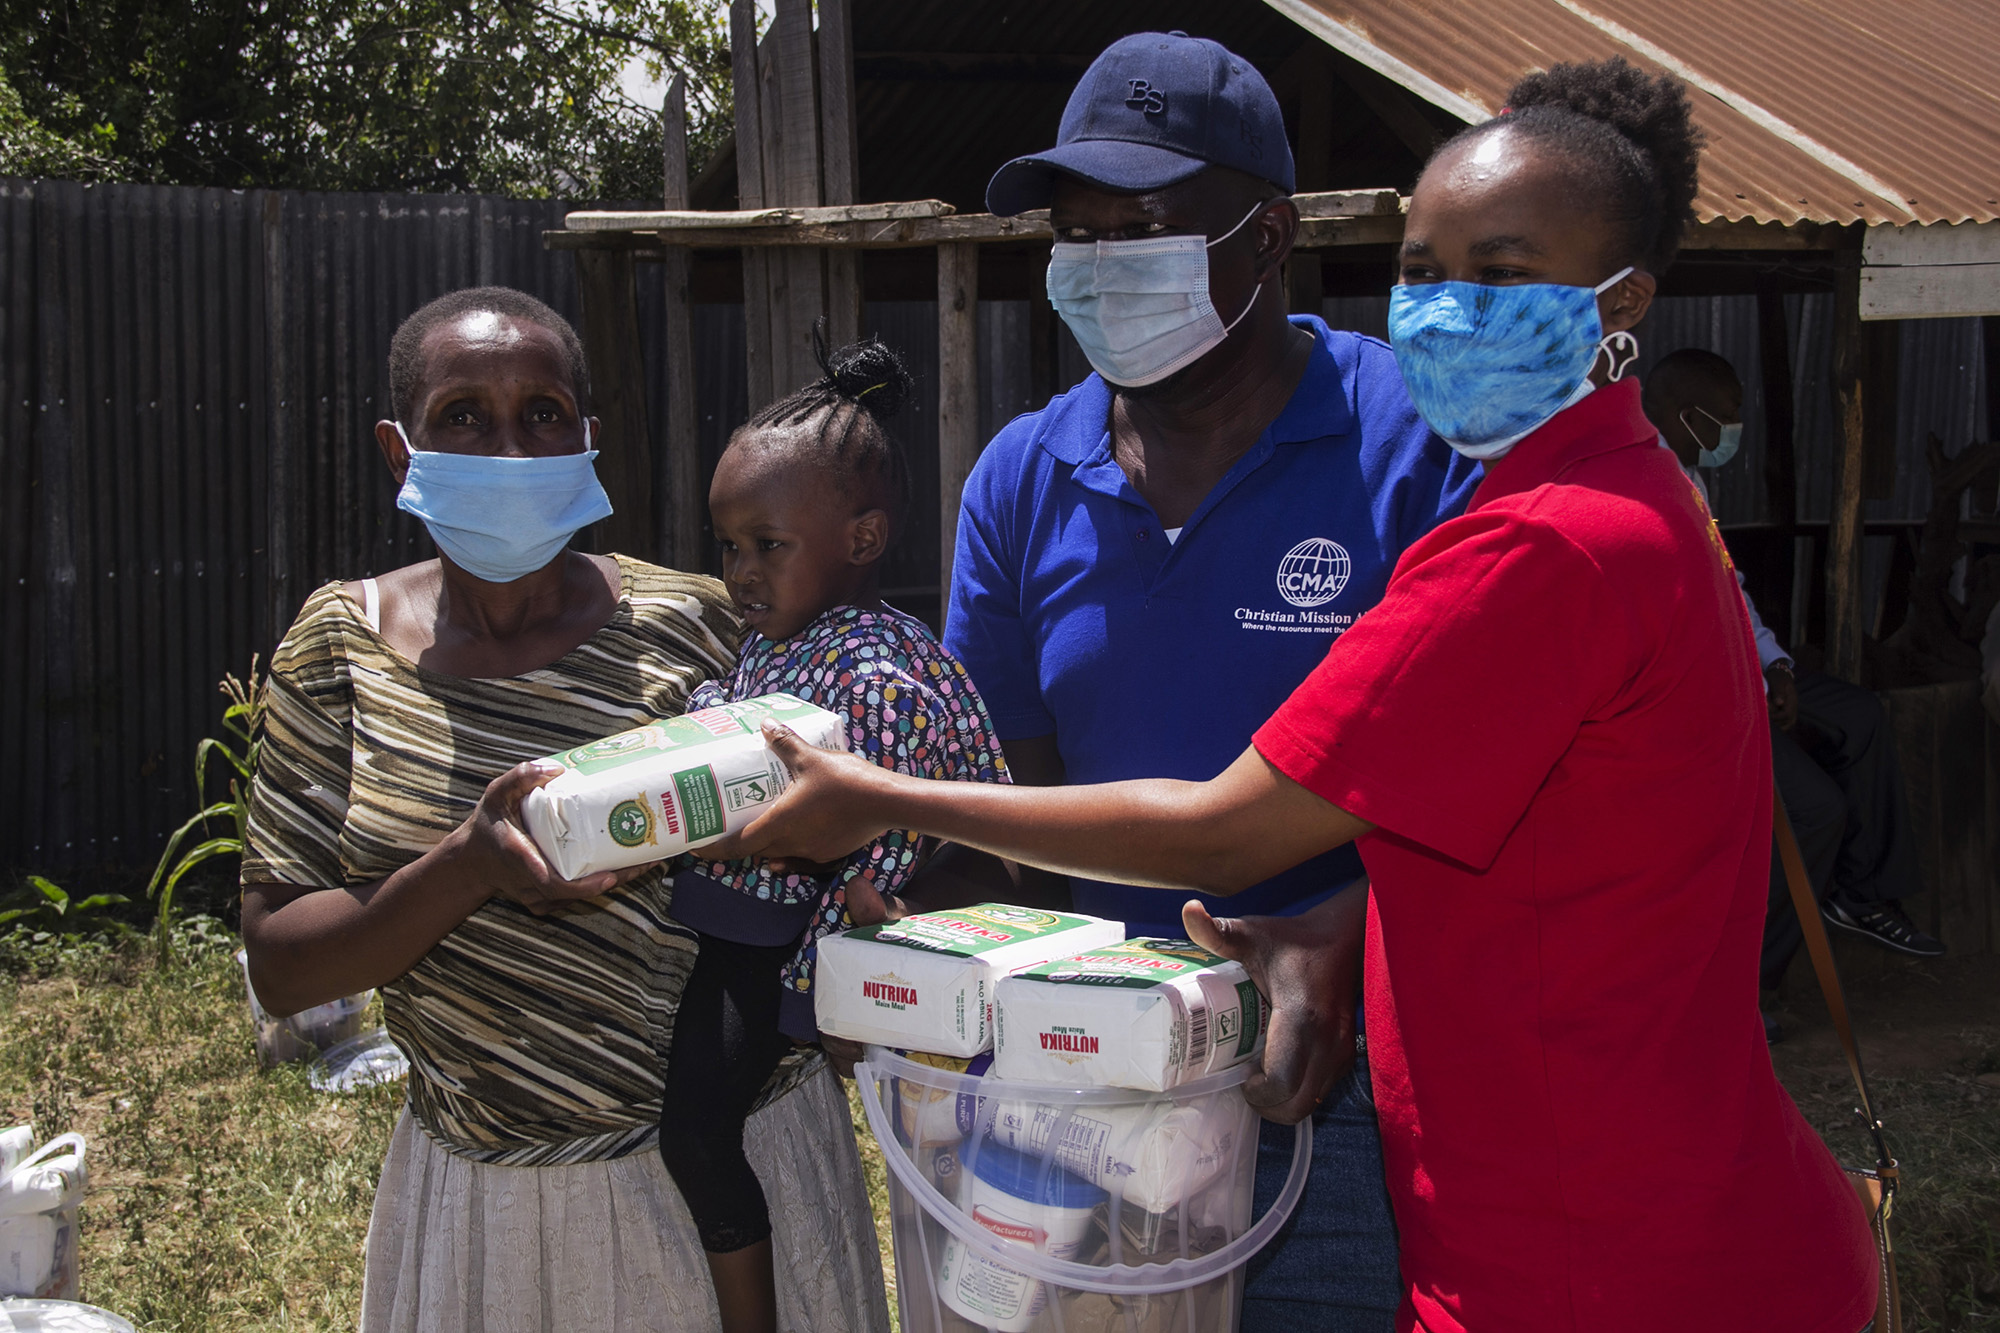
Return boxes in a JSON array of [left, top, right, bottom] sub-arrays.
[[759, 742, 1371, 895], [241, 833, 491, 1015]]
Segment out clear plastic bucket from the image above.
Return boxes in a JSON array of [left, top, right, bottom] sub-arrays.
[[856, 1047, 1311, 1333], [235, 950, 371, 1068]]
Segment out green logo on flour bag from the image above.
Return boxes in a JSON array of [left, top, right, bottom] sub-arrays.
[[672, 766, 727, 842], [722, 768, 778, 813], [606, 798, 656, 848], [1233, 979, 1263, 1056], [1026, 937, 1229, 989]]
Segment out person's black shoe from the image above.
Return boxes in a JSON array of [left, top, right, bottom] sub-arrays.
[[1821, 898, 1946, 957], [1762, 1011, 1782, 1045]]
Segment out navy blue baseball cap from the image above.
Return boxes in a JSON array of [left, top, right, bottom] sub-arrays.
[[986, 32, 1295, 217]]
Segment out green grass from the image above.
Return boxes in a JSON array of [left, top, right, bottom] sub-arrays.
[[0, 929, 401, 1327], [1777, 1061, 2000, 1331], [0, 931, 1989, 1329]]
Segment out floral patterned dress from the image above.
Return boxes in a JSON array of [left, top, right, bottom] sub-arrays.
[[672, 603, 1009, 1038]]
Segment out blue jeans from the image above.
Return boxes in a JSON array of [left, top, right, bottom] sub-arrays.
[[1241, 1053, 1401, 1332]]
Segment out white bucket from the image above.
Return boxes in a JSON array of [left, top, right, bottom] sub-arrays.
[[235, 950, 371, 1068], [0, 1298, 138, 1331], [857, 1048, 1311, 1333], [0, 1134, 86, 1300]]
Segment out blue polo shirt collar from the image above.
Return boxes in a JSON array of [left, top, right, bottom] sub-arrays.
[[1038, 318, 1360, 525]]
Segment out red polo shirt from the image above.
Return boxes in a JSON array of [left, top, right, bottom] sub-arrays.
[[1255, 380, 1876, 1333]]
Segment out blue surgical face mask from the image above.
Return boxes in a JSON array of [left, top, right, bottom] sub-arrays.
[[1684, 406, 1744, 468], [392, 422, 614, 583], [1388, 267, 1636, 460], [1045, 203, 1264, 388]]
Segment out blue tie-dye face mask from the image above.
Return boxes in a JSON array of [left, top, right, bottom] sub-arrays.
[[1388, 268, 1635, 460]]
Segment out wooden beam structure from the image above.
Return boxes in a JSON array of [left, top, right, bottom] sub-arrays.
[[1826, 256, 1869, 682], [550, 198, 1840, 256], [937, 242, 980, 598]]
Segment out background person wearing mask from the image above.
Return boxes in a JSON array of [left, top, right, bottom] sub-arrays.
[[721, 57, 1880, 1333], [1644, 349, 1943, 1021], [930, 31, 1480, 1331]]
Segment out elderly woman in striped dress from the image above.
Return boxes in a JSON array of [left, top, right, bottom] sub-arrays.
[[239, 286, 888, 1332]]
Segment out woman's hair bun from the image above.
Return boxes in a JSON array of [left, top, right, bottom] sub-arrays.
[[814, 326, 916, 421], [1499, 56, 1705, 270]]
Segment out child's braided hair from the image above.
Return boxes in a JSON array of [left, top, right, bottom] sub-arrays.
[[737, 322, 917, 537]]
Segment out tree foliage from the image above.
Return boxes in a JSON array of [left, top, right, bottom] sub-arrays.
[[0, 0, 733, 197]]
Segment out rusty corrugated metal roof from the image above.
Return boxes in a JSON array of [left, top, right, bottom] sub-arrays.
[[1264, 0, 2000, 226]]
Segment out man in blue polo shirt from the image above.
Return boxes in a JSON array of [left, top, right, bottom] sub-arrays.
[[943, 32, 1479, 1331]]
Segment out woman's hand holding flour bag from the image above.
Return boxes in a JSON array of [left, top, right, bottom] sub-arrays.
[[465, 761, 663, 915]]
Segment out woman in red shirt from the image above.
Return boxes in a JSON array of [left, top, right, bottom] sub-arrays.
[[720, 58, 1878, 1333]]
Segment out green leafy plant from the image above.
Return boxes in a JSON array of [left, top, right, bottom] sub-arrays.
[[147, 659, 267, 960], [0, 875, 129, 933]]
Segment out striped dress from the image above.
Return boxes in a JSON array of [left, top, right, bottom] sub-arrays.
[[242, 556, 890, 1331]]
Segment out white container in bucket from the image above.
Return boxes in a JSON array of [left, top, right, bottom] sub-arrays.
[[236, 949, 371, 1068], [0, 1134, 86, 1300], [859, 1048, 1311, 1333], [938, 1143, 1104, 1331]]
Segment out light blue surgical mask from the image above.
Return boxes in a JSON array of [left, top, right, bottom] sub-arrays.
[[1684, 406, 1744, 468], [392, 422, 614, 583], [1045, 203, 1264, 388], [1388, 267, 1636, 460]]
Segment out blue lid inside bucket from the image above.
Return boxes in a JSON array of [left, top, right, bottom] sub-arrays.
[[969, 1140, 1107, 1210]]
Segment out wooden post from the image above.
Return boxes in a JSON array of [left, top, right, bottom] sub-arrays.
[[1756, 280, 1799, 642], [937, 242, 980, 598], [1286, 54, 1331, 319], [730, 0, 774, 408], [767, 0, 824, 393], [660, 74, 704, 572], [818, 0, 863, 349], [1827, 257, 1869, 682], [576, 248, 656, 560]]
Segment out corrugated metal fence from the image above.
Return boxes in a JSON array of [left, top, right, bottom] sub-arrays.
[[3, 181, 621, 874]]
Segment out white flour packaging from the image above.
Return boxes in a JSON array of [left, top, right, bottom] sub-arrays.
[[993, 938, 1269, 1091], [520, 693, 846, 880], [815, 906, 1123, 1056]]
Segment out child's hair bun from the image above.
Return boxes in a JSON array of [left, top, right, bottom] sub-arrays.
[[815, 329, 916, 421]]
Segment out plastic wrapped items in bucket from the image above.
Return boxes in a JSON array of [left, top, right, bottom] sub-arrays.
[[235, 949, 371, 1068], [857, 1047, 1311, 1333], [0, 1134, 87, 1300]]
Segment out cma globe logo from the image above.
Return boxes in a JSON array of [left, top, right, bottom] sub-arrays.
[[1275, 538, 1351, 608]]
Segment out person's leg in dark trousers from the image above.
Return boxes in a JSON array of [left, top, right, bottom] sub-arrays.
[[658, 935, 797, 1333], [1765, 724, 1846, 989], [1792, 671, 1941, 954], [1241, 1048, 1401, 1331]]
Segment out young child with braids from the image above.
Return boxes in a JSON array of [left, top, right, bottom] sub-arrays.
[[656, 333, 1008, 1333]]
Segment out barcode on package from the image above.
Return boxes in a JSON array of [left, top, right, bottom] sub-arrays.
[[1187, 1004, 1210, 1066]]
